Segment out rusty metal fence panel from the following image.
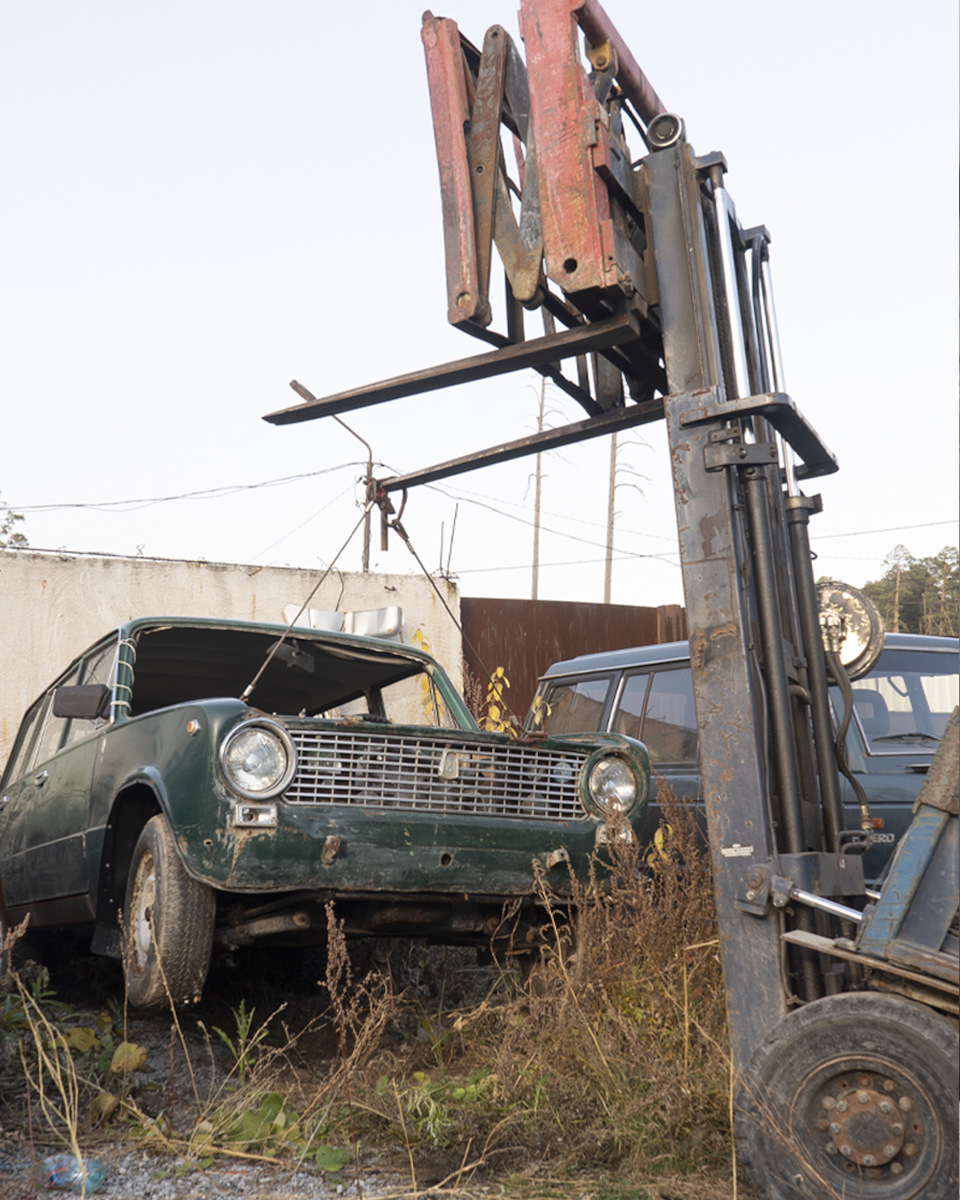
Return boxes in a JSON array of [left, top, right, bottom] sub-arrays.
[[460, 598, 687, 715]]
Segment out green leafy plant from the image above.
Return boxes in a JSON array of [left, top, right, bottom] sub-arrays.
[[212, 999, 270, 1088]]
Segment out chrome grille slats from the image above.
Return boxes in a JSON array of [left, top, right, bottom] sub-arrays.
[[285, 730, 589, 821]]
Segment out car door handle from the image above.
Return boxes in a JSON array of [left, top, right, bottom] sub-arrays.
[[34, 770, 49, 787]]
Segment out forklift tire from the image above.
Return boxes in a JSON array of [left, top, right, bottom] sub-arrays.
[[122, 816, 216, 1009], [735, 991, 958, 1200]]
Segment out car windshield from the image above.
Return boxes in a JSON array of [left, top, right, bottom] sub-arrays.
[[836, 649, 959, 755], [124, 626, 462, 727]]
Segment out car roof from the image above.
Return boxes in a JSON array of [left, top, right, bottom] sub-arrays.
[[538, 632, 958, 682]]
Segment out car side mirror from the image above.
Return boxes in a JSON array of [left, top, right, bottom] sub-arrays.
[[53, 684, 111, 720]]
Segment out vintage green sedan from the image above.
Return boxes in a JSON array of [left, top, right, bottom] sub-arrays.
[[0, 616, 649, 1007]]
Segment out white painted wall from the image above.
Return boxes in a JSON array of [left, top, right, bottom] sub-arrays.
[[0, 550, 461, 762]]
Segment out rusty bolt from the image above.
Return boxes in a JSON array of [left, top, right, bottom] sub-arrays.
[[858, 1075, 872, 1088], [857, 1091, 870, 1104], [904, 1144, 917, 1158], [890, 1163, 903, 1176], [883, 1079, 896, 1092], [817, 1119, 829, 1132]]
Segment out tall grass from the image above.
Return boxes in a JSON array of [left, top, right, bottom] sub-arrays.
[[1, 788, 737, 1194]]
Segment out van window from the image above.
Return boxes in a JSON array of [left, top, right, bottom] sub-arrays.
[[536, 674, 612, 735], [838, 649, 959, 754], [639, 669, 698, 764], [611, 673, 649, 740]]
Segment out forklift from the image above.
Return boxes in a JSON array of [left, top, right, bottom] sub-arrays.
[[264, 3, 959, 1194]]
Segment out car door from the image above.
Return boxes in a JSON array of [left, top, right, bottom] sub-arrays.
[[0, 656, 106, 918]]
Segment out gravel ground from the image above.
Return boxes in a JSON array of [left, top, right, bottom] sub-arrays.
[[1, 1149, 413, 1200]]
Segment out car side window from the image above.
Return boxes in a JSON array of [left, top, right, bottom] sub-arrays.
[[641, 669, 698, 764], [611, 673, 649, 740], [2, 697, 49, 785], [82, 639, 119, 690], [536, 674, 613, 734], [31, 665, 83, 766], [60, 641, 118, 747]]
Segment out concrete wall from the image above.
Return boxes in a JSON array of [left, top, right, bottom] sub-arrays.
[[0, 550, 461, 763]]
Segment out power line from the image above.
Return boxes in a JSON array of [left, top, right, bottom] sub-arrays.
[[9, 463, 365, 514], [811, 519, 958, 541]]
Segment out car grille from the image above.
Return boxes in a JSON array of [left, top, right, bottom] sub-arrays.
[[285, 730, 590, 821]]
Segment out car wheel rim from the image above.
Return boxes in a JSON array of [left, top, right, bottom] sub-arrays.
[[129, 850, 157, 972]]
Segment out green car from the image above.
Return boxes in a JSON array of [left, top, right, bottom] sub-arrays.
[[0, 617, 649, 1007]]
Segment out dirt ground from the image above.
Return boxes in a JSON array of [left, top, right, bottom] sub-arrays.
[[0, 941, 756, 1200]]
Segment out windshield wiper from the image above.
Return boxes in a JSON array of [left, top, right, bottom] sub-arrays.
[[873, 731, 940, 743]]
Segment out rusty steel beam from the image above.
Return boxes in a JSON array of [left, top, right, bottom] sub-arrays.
[[421, 14, 487, 327], [572, 0, 665, 125], [377, 395, 663, 492], [264, 310, 640, 425], [519, 0, 613, 299]]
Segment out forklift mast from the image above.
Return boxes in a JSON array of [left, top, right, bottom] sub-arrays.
[[265, 3, 959, 1194]]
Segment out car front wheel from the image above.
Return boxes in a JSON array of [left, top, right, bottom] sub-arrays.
[[122, 815, 215, 1009]]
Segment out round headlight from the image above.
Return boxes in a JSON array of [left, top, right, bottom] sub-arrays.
[[220, 721, 296, 799], [587, 755, 638, 817]]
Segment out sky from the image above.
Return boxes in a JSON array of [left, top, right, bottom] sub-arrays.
[[2, 1, 957, 614]]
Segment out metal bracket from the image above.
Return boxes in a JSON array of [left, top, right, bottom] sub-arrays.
[[704, 441, 779, 471], [679, 390, 838, 478]]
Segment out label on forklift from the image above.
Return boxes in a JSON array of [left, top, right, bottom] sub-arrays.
[[720, 843, 754, 858]]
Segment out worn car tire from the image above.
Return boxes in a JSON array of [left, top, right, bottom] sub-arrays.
[[736, 992, 959, 1199], [122, 815, 216, 1009]]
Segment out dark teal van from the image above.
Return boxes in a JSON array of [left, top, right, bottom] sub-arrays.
[[527, 633, 959, 882]]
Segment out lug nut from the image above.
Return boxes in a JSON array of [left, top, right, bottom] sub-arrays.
[[879, 1101, 893, 1114], [836, 1100, 848, 1112], [883, 1145, 897, 1158], [904, 1144, 917, 1158], [899, 1096, 913, 1112], [863, 1156, 875, 1167], [826, 1143, 838, 1155], [890, 1163, 903, 1176], [857, 1091, 870, 1104], [840, 1145, 852, 1157], [829, 1122, 841, 1135]]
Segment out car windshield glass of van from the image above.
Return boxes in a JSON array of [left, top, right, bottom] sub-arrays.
[[835, 647, 958, 755]]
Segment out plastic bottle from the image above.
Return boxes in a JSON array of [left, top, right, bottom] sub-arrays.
[[37, 1154, 107, 1193]]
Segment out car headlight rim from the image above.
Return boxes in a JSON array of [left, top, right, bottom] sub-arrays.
[[582, 751, 643, 819], [219, 719, 296, 800]]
